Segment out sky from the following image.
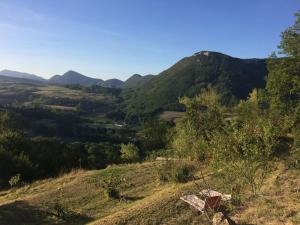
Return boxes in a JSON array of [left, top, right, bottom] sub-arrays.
[[0, 0, 299, 80]]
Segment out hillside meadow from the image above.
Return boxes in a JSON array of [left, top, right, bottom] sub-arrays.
[[0, 149, 299, 225]]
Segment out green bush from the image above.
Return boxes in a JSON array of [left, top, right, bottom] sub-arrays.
[[158, 161, 196, 183], [210, 116, 277, 195], [100, 174, 124, 199], [9, 174, 22, 188], [120, 143, 140, 163]]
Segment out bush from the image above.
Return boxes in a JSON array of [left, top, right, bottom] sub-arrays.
[[100, 174, 123, 199], [9, 174, 22, 188], [103, 188, 120, 199], [120, 143, 140, 163], [210, 117, 278, 195], [46, 201, 74, 221], [158, 161, 196, 183]]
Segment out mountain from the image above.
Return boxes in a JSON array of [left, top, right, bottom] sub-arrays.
[[122, 51, 268, 120], [48, 70, 103, 85], [102, 79, 124, 88], [0, 69, 45, 82], [0, 75, 43, 84], [123, 74, 155, 89]]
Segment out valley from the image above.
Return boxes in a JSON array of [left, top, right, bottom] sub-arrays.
[[0, 5, 299, 224]]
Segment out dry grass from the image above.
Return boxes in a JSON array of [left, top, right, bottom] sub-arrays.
[[0, 155, 299, 225], [0, 162, 212, 225], [233, 154, 300, 224]]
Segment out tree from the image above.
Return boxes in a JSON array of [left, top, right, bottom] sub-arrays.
[[179, 87, 224, 140], [0, 111, 34, 187], [171, 88, 224, 160], [0, 111, 19, 132], [172, 119, 206, 160], [120, 143, 140, 163], [140, 119, 170, 152], [85, 143, 107, 169], [30, 137, 65, 177], [266, 11, 300, 115]]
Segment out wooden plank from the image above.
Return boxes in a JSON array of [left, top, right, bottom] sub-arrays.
[[180, 195, 205, 212], [199, 189, 231, 201]]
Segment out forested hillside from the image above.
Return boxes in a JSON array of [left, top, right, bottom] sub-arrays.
[[122, 51, 267, 122]]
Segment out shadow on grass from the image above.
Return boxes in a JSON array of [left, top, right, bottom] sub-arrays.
[[121, 196, 144, 201], [0, 200, 92, 225]]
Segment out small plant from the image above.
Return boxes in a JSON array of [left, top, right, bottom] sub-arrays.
[[45, 201, 76, 221], [45, 186, 76, 221], [9, 174, 22, 188], [158, 161, 196, 183], [52, 202, 68, 220], [101, 174, 124, 199], [231, 194, 242, 206]]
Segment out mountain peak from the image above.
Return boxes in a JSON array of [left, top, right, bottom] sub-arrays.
[[123, 74, 155, 89], [62, 70, 86, 77], [193, 51, 230, 57], [48, 70, 102, 85]]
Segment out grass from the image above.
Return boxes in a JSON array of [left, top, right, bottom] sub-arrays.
[[34, 86, 110, 101], [0, 152, 299, 225], [232, 150, 300, 225], [0, 162, 213, 225], [83, 113, 124, 129]]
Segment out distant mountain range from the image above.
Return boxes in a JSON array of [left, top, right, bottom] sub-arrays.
[[0, 51, 269, 113], [0, 69, 45, 82], [0, 69, 151, 89]]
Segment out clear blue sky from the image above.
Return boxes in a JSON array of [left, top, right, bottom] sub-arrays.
[[0, 0, 299, 80]]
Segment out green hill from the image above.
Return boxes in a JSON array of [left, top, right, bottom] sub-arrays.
[[122, 51, 267, 120], [123, 74, 155, 89], [48, 71, 104, 85]]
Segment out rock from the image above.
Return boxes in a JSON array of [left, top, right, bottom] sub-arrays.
[[212, 212, 230, 225]]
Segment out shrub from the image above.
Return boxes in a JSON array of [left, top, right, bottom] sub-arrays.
[[158, 161, 196, 183], [100, 174, 123, 199], [46, 201, 74, 221], [210, 117, 278, 195], [120, 143, 140, 163], [9, 174, 22, 188]]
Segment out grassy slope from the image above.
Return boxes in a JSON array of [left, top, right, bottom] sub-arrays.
[[0, 155, 299, 225]]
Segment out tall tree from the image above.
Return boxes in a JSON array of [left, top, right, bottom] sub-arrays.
[[266, 11, 300, 115]]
